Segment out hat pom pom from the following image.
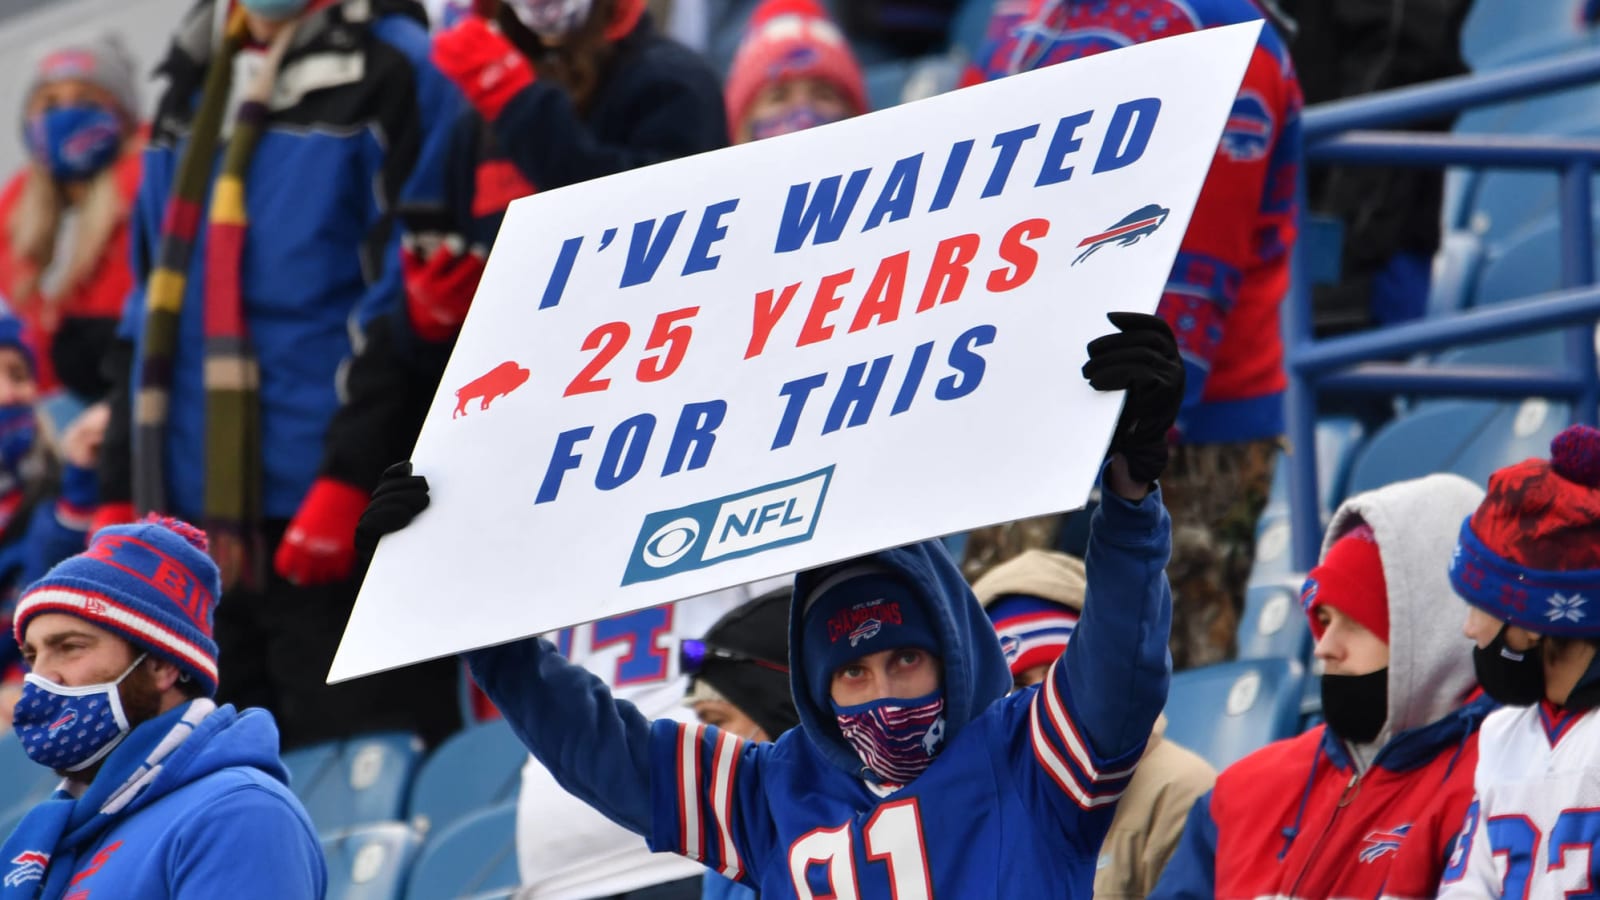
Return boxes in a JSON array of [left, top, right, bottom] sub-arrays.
[[140, 513, 210, 553], [1551, 424, 1600, 488]]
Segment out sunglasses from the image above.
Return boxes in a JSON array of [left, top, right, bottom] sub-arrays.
[[679, 639, 789, 676]]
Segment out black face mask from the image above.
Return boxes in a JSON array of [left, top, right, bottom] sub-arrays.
[[1473, 624, 1546, 706], [1321, 669, 1388, 745]]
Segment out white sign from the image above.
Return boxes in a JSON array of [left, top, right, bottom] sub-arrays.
[[330, 21, 1262, 682]]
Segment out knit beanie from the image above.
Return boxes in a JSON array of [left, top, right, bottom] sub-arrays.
[[0, 311, 36, 376], [25, 35, 141, 126], [1302, 524, 1389, 643], [724, 0, 869, 137], [688, 588, 799, 738], [1451, 424, 1600, 637], [14, 516, 222, 695], [972, 549, 1085, 677], [800, 566, 940, 711]]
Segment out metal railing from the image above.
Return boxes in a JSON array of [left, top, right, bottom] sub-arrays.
[[1285, 48, 1600, 572]]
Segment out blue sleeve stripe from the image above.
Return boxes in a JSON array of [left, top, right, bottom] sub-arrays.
[[673, 723, 747, 881], [1029, 661, 1137, 809]]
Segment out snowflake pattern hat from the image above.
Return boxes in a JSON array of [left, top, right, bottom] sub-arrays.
[[1450, 424, 1600, 636]]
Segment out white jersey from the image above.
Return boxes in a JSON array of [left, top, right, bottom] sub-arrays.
[[1437, 703, 1600, 898], [514, 579, 789, 899]]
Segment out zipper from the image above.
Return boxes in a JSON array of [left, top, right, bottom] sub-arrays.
[[1285, 772, 1362, 897]]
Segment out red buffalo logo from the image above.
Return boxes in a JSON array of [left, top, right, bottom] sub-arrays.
[[454, 361, 531, 419]]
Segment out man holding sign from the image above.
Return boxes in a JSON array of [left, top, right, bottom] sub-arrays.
[[358, 311, 1184, 896]]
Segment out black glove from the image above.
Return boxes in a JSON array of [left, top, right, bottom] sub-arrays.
[[355, 461, 431, 561], [1081, 312, 1185, 485]]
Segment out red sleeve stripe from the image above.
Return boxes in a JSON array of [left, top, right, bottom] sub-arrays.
[[1028, 692, 1124, 810], [677, 724, 705, 861], [709, 729, 745, 881], [1042, 659, 1139, 782]]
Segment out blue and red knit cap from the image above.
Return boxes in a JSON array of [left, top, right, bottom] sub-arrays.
[[14, 515, 221, 695], [800, 564, 941, 710], [0, 310, 36, 376], [1451, 424, 1600, 637]]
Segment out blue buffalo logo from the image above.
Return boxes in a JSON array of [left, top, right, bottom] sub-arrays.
[[48, 710, 78, 739], [1073, 204, 1170, 265], [999, 634, 1022, 663], [1221, 91, 1275, 161]]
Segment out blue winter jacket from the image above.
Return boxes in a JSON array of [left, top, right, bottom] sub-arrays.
[[467, 473, 1173, 898], [109, 0, 462, 521]]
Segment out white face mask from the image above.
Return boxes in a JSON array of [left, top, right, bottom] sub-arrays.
[[504, 0, 594, 38]]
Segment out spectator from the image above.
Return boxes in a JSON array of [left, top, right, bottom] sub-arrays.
[[681, 588, 798, 900], [974, 0, 1303, 669], [1442, 425, 1600, 897], [0, 516, 324, 896], [0, 312, 106, 728], [974, 549, 1216, 898], [0, 36, 144, 403], [358, 312, 1185, 895], [97, 0, 466, 750], [723, 0, 868, 145], [1152, 473, 1490, 900]]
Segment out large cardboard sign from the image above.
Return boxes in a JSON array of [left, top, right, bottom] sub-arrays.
[[330, 22, 1262, 681]]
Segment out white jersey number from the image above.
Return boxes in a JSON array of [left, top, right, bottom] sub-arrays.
[[788, 799, 933, 899]]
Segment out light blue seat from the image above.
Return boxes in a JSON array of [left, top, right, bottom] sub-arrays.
[[1249, 417, 1363, 584], [284, 732, 423, 836], [1237, 578, 1313, 664], [406, 721, 526, 839], [322, 822, 422, 900], [1343, 398, 1569, 497], [1164, 657, 1305, 771], [404, 803, 519, 900], [1461, 1, 1595, 69]]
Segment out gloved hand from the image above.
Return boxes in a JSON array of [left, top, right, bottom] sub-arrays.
[[87, 501, 137, 541], [355, 462, 431, 561], [1082, 311, 1185, 485], [432, 16, 535, 122], [403, 231, 488, 342], [274, 478, 372, 586]]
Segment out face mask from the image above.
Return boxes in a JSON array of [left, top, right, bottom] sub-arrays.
[[1474, 624, 1546, 706], [832, 689, 946, 785], [24, 105, 122, 183], [0, 403, 37, 476], [238, 0, 312, 21], [749, 104, 844, 142], [13, 654, 145, 772], [505, 0, 593, 38], [1320, 668, 1388, 745]]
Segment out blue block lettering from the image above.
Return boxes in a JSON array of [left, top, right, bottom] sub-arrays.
[[597, 414, 655, 490], [930, 139, 974, 212], [775, 169, 872, 252], [823, 356, 892, 434], [620, 212, 686, 288], [983, 125, 1041, 199], [937, 324, 997, 400], [662, 400, 726, 476], [1036, 111, 1093, 187], [863, 154, 923, 232], [536, 427, 592, 504], [1094, 98, 1161, 174], [773, 373, 828, 449], [539, 236, 583, 309], [682, 199, 740, 276]]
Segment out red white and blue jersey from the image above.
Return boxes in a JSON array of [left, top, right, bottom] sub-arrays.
[[1438, 703, 1600, 898], [977, 0, 1303, 444]]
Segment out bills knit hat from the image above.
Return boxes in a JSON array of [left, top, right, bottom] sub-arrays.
[[1451, 424, 1600, 636], [972, 549, 1085, 678], [724, 0, 869, 138], [0, 310, 36, 375], [801, 565, 940, 711], [15, 515, 222, 695], [25, 35, 141, 127], [1302, 524, 1389, 643]]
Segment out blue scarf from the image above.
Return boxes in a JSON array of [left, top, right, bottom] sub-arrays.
[[0, 700, 214, 899]]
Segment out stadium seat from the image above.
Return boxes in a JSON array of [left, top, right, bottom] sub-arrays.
[[322, 822, 422, 900], [1236, 578, 1312, 664], [1461, 1, 1595, 69], [1468, 214, 1600, 308], [1248, 417, 1363, 584], [404, 803, 519, 900], [407, 720, 526, 838], [950, 0, 995, 61], [0, 735, 59, 815], [283, 732, 423, 836], [864, 60, 913, 111], [1163, 657, 1305, 771], [1343, 398, 1569, 497]]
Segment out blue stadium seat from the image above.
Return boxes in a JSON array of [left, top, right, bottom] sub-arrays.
[[0, 735, 59, 816], [404, 803, 519, 900], [284, 732, 423, 836], [950, 0, 996, 61], [1249, 417, 1363, 584], [1468, 215, 1600, 308], [1163, 657, 1305, 771], [407, 721, 526, 839], [1237, 579, 1312, 663], [1461, 2, 1595, 69], [1343, 398, 1569, 497], [1427, 231, 1485, 317], [864, 60, 913, 110], [322, 822, 422, 900]]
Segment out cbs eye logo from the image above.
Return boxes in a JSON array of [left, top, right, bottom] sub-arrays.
[[641, 517, 701, 569]]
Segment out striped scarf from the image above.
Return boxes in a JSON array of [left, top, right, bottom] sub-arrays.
[[135, 10, 300, 591]]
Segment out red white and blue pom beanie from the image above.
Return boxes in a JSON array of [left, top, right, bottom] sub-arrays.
[[970, 549, 1084, 678], [1451, 424, 1600, 637], [14, 515, 221, 695], [801, 564, 941, 710]]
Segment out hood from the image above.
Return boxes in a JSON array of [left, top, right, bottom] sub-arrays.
[[1319, 473, 1484, 743], [790, 540, 1013, 779]]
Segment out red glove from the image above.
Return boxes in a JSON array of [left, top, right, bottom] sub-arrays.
[[403, 231, 488, 342], [432, 17, 535, 122], [87, 501, 137, 543], [274, 478, 371, 587]]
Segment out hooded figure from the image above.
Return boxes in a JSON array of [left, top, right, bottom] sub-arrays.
[[1442, 424, 1600, 897], [1153, 473, 1491, 900]]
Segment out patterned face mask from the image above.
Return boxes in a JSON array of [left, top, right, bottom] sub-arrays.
[[23, 104, 122, 183], [832, 689, 946, 785], [504, 0, 594, 38], [12, 654, 145, 772], [748, 103, 844, 141]]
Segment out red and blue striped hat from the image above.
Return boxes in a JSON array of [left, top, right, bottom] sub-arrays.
[[14, 515, 221, 694], [1451, 425, 1600, 637]]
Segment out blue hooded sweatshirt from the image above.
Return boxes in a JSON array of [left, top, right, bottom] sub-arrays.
[[466, 473, 1174, 898], [0, 701, 324, 899]]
